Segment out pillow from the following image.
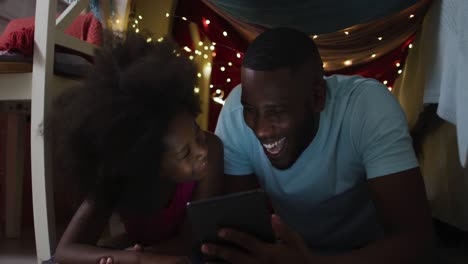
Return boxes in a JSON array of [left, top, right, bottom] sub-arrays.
[[0, 17, 35, 55], [0, 13, 102, 56]]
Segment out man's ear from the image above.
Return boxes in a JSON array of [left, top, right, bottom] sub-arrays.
[[311, 79, 326, 112]]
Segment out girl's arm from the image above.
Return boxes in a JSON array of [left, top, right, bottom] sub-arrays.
[[54, 199, 188, 264]]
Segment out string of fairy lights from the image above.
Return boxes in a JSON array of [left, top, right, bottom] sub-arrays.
[[121, 11, 418, 102]]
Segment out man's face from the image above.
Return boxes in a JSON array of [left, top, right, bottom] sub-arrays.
[[241, 66, 325, 170]]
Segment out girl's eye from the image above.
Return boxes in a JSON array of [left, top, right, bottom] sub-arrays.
[[182, 149, 191, 159]]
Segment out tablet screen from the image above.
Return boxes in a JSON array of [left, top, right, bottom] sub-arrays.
[[187, 189, 275, 259]]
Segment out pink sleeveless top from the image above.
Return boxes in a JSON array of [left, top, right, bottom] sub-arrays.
[[122, 181, 196, 245]]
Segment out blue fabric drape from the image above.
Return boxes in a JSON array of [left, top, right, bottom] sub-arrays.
[[60, 0, 113, 22], [206, 0, 419, 34]]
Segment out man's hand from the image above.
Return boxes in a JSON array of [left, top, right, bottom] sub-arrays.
[[201, 215, 314, 264]]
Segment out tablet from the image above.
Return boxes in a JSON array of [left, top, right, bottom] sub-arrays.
[[187, 189, 275, 257]]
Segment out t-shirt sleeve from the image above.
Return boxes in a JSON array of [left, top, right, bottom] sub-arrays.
[[351, 81, 419, 179], [214, 86, 254, 176]]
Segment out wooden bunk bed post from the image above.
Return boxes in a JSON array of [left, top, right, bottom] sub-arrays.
[[31, 0, 57, 262], [31, 1, 98, 262]]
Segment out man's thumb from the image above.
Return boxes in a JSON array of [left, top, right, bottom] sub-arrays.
[[271, 214, 302, 245]]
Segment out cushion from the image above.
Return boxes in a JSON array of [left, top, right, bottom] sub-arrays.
[[0, 13, 102, 56]]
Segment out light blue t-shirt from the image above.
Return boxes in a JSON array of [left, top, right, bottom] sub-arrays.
[[215, 74, 419, 252]]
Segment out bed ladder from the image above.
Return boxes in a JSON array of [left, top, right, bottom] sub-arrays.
[[31, 0, 94, 263]]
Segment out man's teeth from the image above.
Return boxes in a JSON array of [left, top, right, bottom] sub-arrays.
[[263, 138, 286, 154]]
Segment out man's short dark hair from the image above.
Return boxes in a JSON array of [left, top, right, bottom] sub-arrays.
[[242, 27, 323, 72]]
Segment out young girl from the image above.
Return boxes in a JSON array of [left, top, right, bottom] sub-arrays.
[[49, 32, 224, 264]]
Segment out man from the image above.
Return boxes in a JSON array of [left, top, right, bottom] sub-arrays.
[[205, 28, 435, 263]]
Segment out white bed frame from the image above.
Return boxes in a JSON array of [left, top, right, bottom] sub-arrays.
[[1, 1, 97, 263]]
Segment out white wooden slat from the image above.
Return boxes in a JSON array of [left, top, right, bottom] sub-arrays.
[[55, 31, 96, 56], [31, 0, 58, 262], [56, 0, 91, 32]]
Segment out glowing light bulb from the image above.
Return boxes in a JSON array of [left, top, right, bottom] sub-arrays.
[[383, 80, 388, 85], [236, 53, 241, 58], [194, 87, 200, 93], [344, 60, 352, 66], [228, 62, 233, 66], [220, 67, 225, 71], [146, 37, 152, 42], [409, 14, 415, 18], [206, 19, 211, 25], [223, 31, 228, 37], [313, 35, 318, 39], [182, 17, 187, 21], [378, 37, 383, 40], [197, 73, 202, 78], [138, 15, 143, 20], [184, 46, 192, 52], [226, 78, 231, 83], [371, 54, 376, 58]]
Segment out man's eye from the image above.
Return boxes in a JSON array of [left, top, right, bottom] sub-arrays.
[[272, 108, 285, 113]]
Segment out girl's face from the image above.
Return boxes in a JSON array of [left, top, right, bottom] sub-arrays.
[[159, 111, 209, 183]]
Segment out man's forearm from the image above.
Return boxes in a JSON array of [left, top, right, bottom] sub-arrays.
[[313, 231, 436, 264], [146, 234, 191, 256]]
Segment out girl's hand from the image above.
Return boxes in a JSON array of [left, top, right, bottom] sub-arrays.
[[98, 244, 143, 264], [98, 246, 191, 264], [126, 244, 143, 252]]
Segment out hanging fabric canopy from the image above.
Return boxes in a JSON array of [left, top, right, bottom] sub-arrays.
[[203, 0, 418, 34], [170, 0, 433, 130], [202, 0, 431, 71]]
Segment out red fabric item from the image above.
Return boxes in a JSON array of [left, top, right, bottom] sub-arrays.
[[0, 13, 102, 56], [121, 181, 197, 245], [0, 17, 36, 55], [63, 12, 102, 46]]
